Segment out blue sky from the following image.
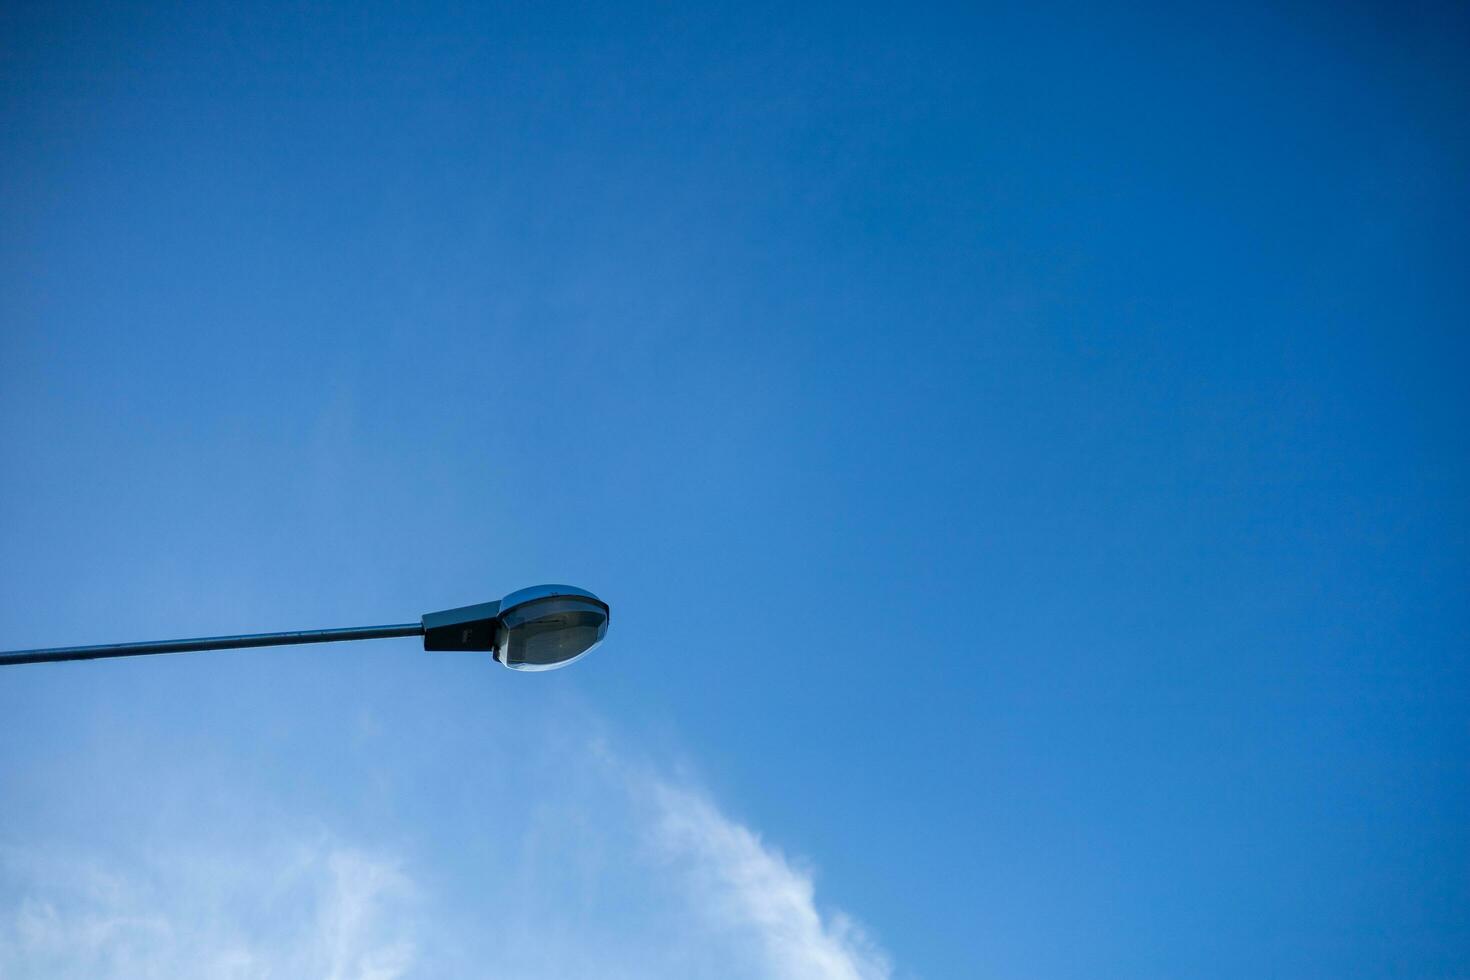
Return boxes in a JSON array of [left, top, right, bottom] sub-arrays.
[[1, 1, 1466, 977]]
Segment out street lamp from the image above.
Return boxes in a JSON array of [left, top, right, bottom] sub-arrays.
[[0, 584, 610, 671]]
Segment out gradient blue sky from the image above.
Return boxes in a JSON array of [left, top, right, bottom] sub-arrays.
[[1, 1, 1467, 977]]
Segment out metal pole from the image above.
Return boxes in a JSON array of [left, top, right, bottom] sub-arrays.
[[0, 622, 424, 667]]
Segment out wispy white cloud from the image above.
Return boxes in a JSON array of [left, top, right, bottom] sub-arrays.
[[646, 778, 892, 980], [0, 841, 417, 980], [0, 736, 893, 980]]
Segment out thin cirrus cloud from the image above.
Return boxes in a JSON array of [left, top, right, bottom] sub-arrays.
[[648, 779, 892, 980], [0, 741, 893, 980], [0, 842, 417, 980]]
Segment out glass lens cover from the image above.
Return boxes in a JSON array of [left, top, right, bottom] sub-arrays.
[[496, 596, 608, 671]]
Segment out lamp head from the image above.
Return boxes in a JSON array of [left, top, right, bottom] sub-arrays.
[[420, 584, 609, 672]]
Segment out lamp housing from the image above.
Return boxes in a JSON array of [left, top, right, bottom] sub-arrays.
[[420, 584, 609, 672]]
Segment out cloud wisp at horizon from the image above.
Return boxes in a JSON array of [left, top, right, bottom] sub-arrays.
[[0, 840, 417, 980], [0, 734, 894, 980]]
